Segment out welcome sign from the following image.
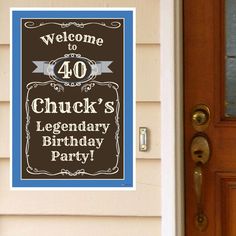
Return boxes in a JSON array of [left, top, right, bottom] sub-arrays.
[[11, 9, 135, 189]]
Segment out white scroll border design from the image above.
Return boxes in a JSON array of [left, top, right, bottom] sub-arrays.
[[25, 80, 120, 177], [24, 21, 121, 29]]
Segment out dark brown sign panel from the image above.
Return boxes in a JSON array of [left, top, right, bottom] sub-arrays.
[[12, 10, 134, 188]]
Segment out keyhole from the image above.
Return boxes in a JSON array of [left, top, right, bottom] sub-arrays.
[[192, 110, 208, 125], [196, 116, 203, 124], [194, 150, 203, 158]]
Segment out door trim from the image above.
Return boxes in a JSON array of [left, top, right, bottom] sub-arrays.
[[160, 0, 184, 235]]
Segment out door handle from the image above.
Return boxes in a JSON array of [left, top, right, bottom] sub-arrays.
[[191, 135, 210, 231], [194, 163, 202, 208]]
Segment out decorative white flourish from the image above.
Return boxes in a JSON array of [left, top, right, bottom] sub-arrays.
[[24, 21, 121, 29], [25, 80, 120, 177], [26, 167, 119, 177], [81, 82, 96, 92], [92, 81, 120, 168]]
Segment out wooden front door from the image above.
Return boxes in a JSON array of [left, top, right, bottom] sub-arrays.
[[184, 0, 236, 235]]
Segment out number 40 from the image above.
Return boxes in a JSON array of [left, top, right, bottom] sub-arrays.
[[57, 60, 87, 79]]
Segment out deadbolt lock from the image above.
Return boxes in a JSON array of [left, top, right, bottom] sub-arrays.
[[192, 105, 210, 131]]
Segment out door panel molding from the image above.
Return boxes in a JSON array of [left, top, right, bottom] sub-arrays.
[[216, 172, 236, 236]]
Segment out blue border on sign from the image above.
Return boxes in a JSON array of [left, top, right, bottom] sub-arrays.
[[12, 10, 134, 188]]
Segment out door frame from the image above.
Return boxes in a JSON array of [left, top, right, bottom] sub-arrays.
[[160, 0, 184, 235]]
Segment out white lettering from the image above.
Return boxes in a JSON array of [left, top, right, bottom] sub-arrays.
[[40, 33, 55, 45], [40, 31, 104, 46], [31, 98, 44, 113]]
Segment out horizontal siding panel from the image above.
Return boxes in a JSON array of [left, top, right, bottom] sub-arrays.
[[136, 45, 160, 101], [0, 46, 9, 101], [0, 159, 161, 216], [0, 102, 160, 159], [0, 0, 159, 44], [101, 0, 160, 44], [0, 44, 160, 102], [136, 102, 160, 159], [0, 215, 161, 236], [0, 103, 9, 158]]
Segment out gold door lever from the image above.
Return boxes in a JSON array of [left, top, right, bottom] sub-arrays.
[[194, 163, 202, 208], [191, 135, 210, 231]]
